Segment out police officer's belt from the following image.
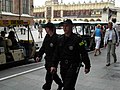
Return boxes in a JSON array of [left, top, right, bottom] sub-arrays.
[[107, 40, 112, 42], [61, 59, 79, 64]]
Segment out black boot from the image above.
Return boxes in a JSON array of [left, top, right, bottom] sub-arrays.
[[42, 84, 50, 90], [57, 83, 63, 90]]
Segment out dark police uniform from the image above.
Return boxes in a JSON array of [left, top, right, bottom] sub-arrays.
[[38, 33, 63, 90], [52, 33, 91, 90]]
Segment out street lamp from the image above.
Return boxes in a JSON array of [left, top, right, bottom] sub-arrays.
[[19, 0, 21, 20], [0, 0, 2, 19]]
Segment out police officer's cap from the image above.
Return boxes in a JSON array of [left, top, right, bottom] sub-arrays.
[[59, 19, 73, 26], [44, 22, 55, 29]]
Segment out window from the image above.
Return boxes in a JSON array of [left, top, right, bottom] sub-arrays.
[[2, 0, 13, 12], [22, 0, 29, 14]]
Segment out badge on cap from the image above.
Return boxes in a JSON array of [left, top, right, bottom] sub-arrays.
[[69, 46, 73, 50], [50, 43, 53, 47]]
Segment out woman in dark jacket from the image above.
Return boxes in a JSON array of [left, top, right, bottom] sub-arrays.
[[8, 31, 19, 49]]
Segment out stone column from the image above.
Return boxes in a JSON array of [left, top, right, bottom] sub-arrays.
[[60, 4, 63, 20], [101, 7, 109, 22], [45, 7, 47, 20], [51, 6, 54, 21], [0, 0, 2, 19]]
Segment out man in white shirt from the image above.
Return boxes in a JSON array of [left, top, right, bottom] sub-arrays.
[[38, 24, 43, 38], [104, 22, 119, 66]]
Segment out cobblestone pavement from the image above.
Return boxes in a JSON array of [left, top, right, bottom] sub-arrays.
[[1, 27, 120, 90], [0, 45, 120, 90]]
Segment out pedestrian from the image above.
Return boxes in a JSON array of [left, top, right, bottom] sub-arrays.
[[0, 31, 13, 62], [92, 24, 103, 56], [35, 22, 63, 90], [0, 31, 6, 38], [23, 26, 26, 35], [38, 24, 43, 38], [0, 31, 7, 52], [8, 31, 20, 49], [4, 27, 7, 34], [104, 22, 119, 66], [34, 22, 39, 29], [20, 25, 23, 35], [0, 31, 12, 49], [20, 25, 26, 35], [50, 19, 91, 90], [112, 18, 118, 29]]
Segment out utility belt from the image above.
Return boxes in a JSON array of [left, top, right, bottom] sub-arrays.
[[60, 59, 79, 65], [62, 59, 71, 64], [60, 59, 83, 70], [107, 40, 112, 42]]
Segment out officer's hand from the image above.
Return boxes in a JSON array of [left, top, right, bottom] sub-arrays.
[[50, 67, 56, 74], [104, 44, 107, 48], [84, 68, 90, 74], [35, 57, 41, 62], [116, 43, 119, 47]]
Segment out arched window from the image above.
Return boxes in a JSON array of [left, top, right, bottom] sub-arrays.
[[84, 19, 89, 22], [39, 20, 42, 24], [79, 19, 83, 21], [58, 19, 62, 21], [73, 19, 77, 21], [90, 19, 95, 22], [54, 19, 57, 21], [96, 19, 101, 21], [43, 20, 46, 23]]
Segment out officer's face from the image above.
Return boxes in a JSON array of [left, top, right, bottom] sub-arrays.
[[63, 24, 72, 35], [45, 27, 53, 35], [45, 27, 49, 34]]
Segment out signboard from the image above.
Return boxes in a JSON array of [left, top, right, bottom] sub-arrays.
[[23, 20, 30, 25], [0, 20, 30, 26]]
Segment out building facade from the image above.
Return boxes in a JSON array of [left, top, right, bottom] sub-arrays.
[[0, 0, 34, 25], [33, 0, 120, 23]]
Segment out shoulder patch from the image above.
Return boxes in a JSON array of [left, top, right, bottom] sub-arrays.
[[79, 41, 84, 46]]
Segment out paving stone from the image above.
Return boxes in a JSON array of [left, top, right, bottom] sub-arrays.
[[0, 45, 120, 90]]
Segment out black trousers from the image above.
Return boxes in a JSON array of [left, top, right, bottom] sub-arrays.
[[60, 63, 79, 90], [42, 67, 63, 90]]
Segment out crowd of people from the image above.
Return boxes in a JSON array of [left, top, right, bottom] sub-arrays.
[[0, 29, 27, 61], [0, 18, 119, 90], [35, 18, 120, 90], [35, 19, 91, 90], [91, 18, 119, 66]]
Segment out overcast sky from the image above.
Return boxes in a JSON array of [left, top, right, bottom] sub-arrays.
[[34, 0, 120, 7]]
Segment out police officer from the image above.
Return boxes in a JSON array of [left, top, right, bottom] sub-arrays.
[[50, 19, 91, 90], [36, 22, 63, 90]]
